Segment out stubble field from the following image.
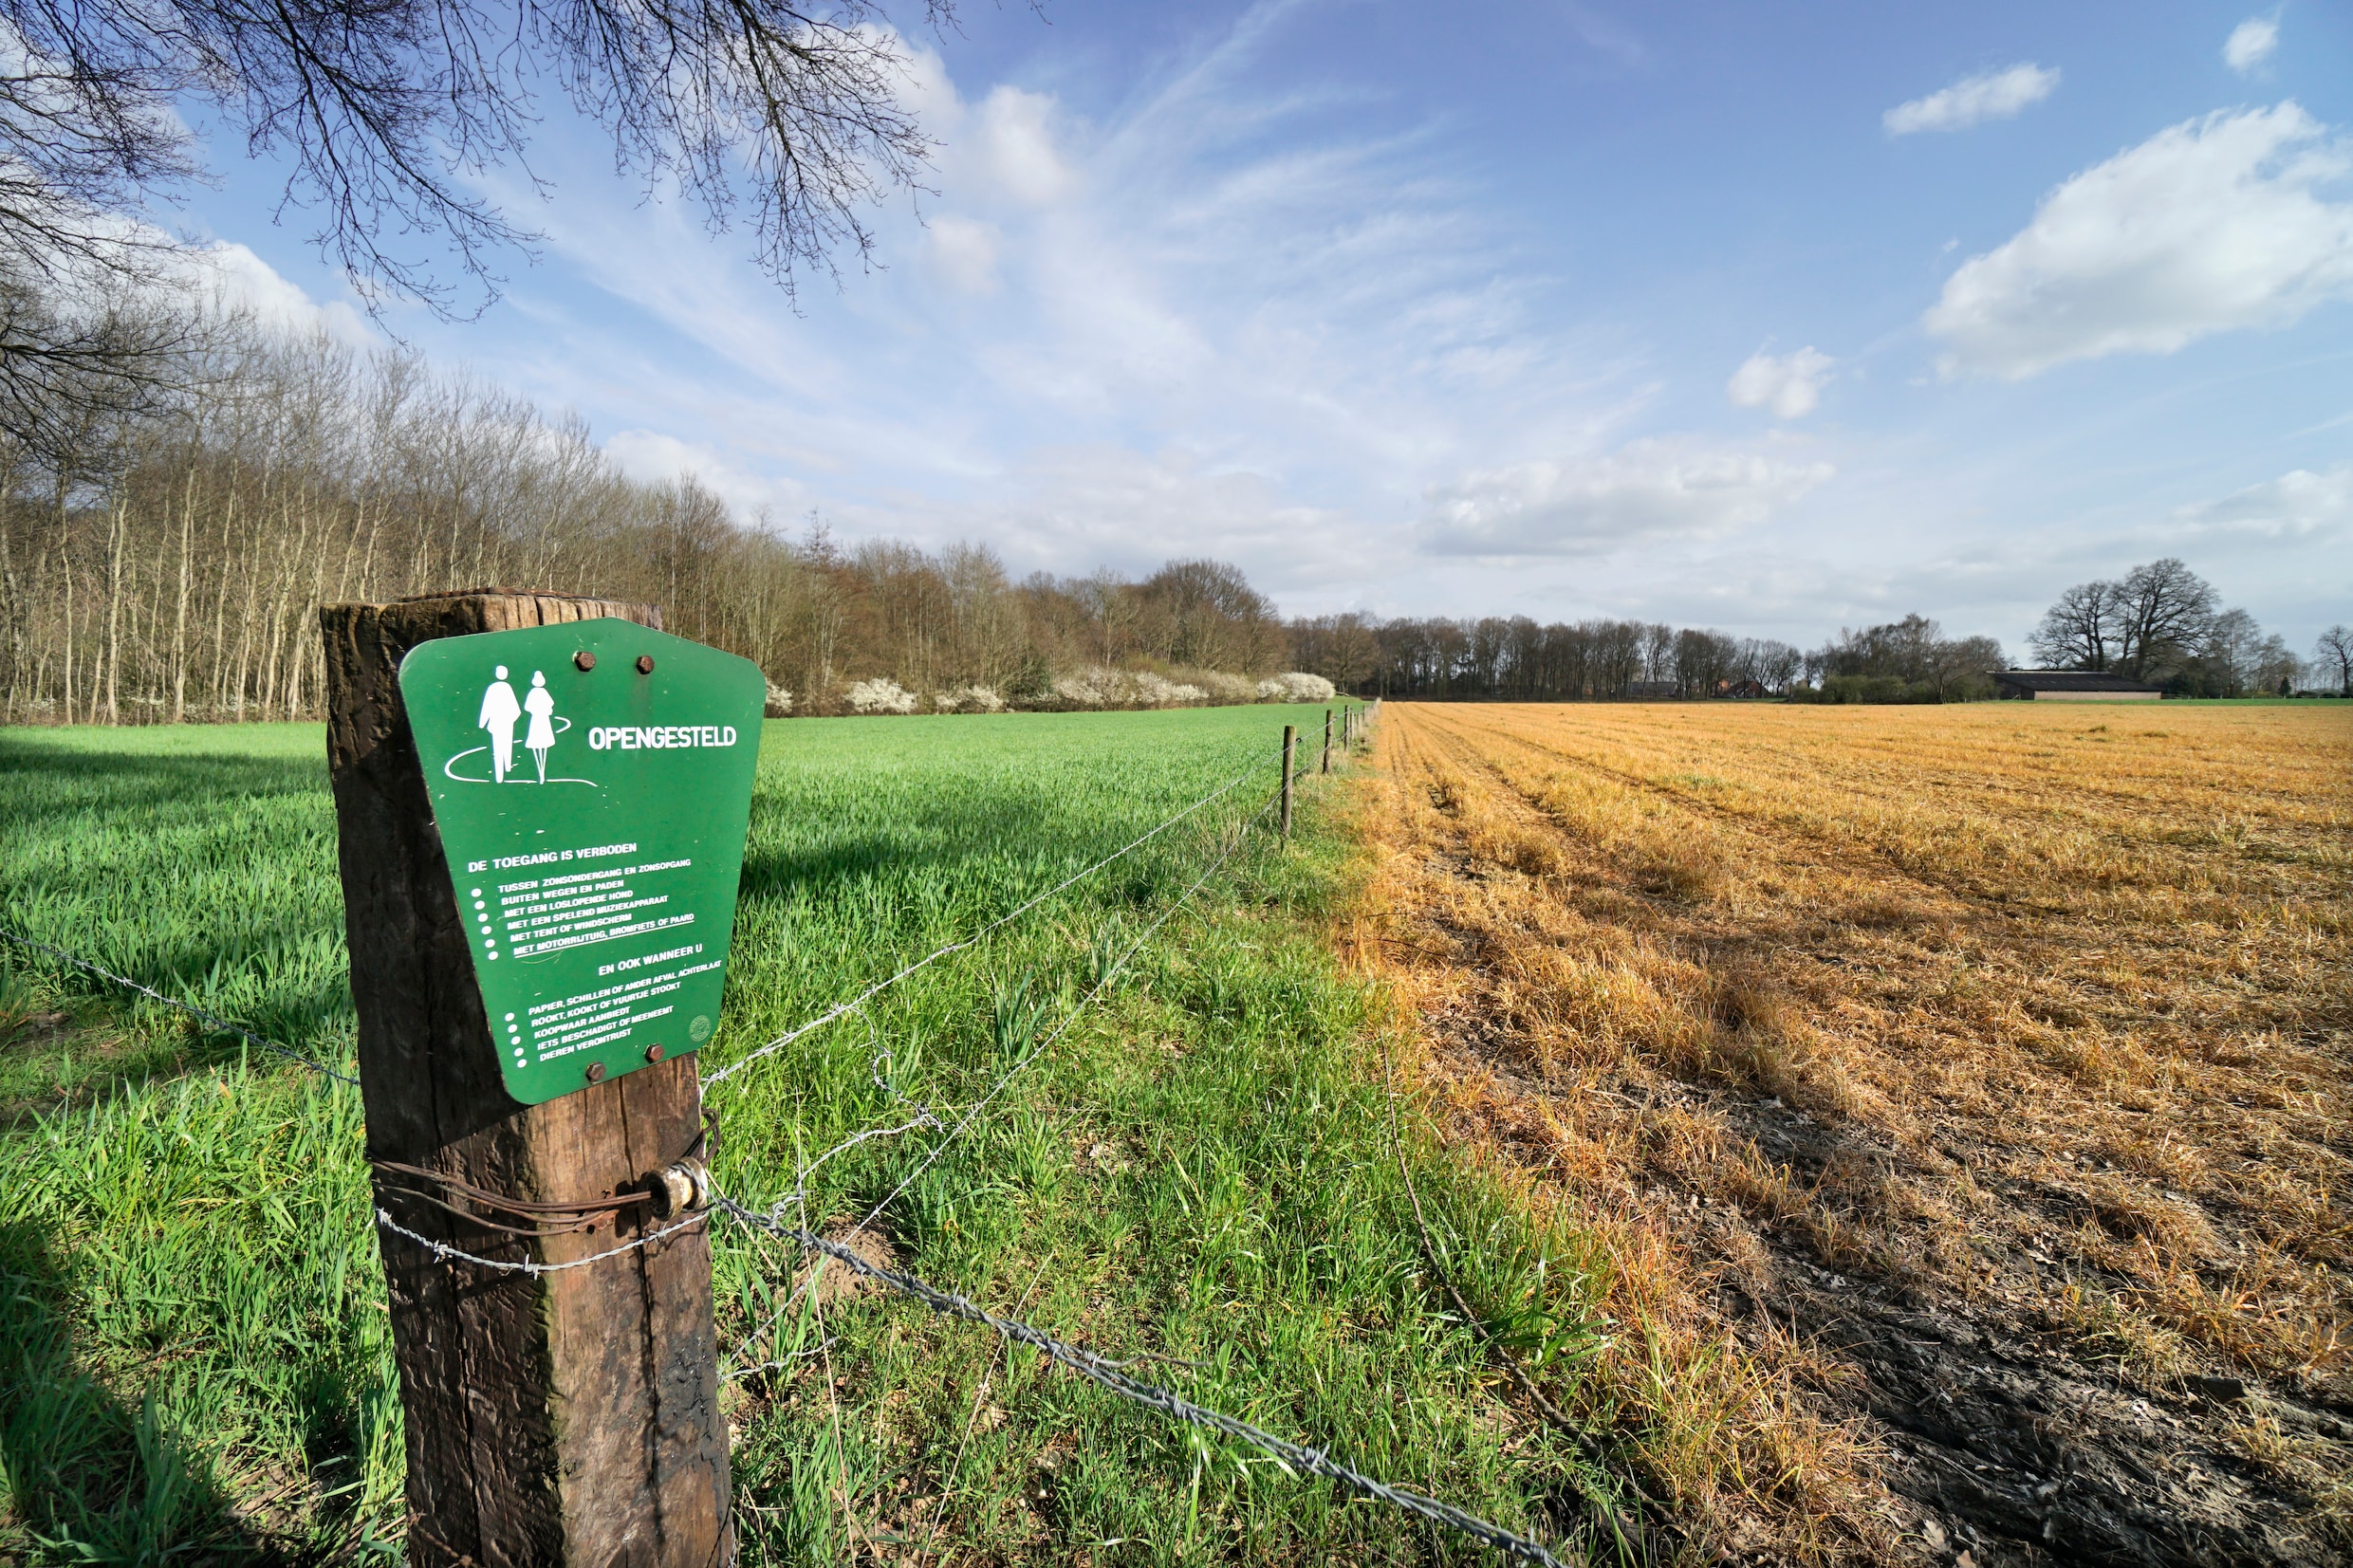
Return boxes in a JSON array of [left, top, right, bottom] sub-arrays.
[[1353, 699, 2351, 1566]]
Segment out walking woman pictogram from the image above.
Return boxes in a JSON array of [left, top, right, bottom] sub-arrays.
[[524, 670, 557, 784]]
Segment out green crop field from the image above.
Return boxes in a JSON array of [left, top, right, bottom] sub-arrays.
[[0, 710, 1616, 1565]]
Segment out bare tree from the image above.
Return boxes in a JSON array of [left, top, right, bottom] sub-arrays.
[[1, 0, 951, 311], [2029, 580, 2121, 671], [2251, 634, 2298, 697], [1927, 635, 2004, 699], [0, 0, 955, 460], [2316, 625, 2353, 697], [2112, 557, 2216, 681], [1134, 559, 1280, 673], [2201, 607, 2263, 698], [0, 266, 206, 462]]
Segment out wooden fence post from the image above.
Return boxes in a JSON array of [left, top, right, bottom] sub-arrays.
[[1321, 708, 1332, 774], [1280, 724, 1296, 839], [322, 590, 732, 1568]]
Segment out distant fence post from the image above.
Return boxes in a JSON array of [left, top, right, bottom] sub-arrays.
[[1321, 708, 1333, 774], [1280, 724, 1296, 839], [321, 591, 732, 1568]]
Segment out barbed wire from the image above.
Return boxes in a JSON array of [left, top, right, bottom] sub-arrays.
[[720, 783, 1283, 1375], [20, 721, 1562, 1561], [372, 1205, 713, 1275], [351, 778, 1284, 1361], [717, 1200, 1569, 1568], [382, 1185, 1573, 1564], [700, 753, 1272, 1091], [811, 785, 1286, 1262], [0, 925, 361, 1085], [15, 715, 1579, 1565]]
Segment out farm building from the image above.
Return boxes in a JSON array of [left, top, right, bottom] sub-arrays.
[[1992, 670, 2164, 702]]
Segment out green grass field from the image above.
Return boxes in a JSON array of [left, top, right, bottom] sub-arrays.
[[1, 710, 1618, 1565]]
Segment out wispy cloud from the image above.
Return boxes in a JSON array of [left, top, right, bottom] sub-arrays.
[[2224, 15, 2280, 74], [1420, 439, 1834, 558], [1884, 64, 2060, 135], [477, 4, 1661, 596]]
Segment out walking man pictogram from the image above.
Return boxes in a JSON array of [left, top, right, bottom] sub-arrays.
[[479, 666, 522, 783], [524, 671, 557, 784]]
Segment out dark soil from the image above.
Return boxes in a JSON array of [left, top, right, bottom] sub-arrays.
[[1421, 977, 2351, 1568], [1714, 1080, 2349, 1567]]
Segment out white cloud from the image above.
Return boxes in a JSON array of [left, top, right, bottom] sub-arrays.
[[606, 429, 810, 520], [189, 240, 375, 345], [44, 215, 376, 345], [1726, 346, 1834, 418], [1925, 103, 2353, 378], [1884, 65, 2060, 136], [2164, 463, 2352, 544], [1421, 439, 1834, 557], [971, 86, 1074, 207], [984, 446, 1363, 590], [925, 215, 1001, 295], [2225, 16, 2279, 74]]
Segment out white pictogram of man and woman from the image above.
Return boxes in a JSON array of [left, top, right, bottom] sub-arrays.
[[478, 665, 559, 784]]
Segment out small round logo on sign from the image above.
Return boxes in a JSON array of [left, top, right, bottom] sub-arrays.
[[689, 1015, 713, 1043]]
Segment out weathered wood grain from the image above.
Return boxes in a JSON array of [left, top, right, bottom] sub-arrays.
[[322, 590, 732, 1568]]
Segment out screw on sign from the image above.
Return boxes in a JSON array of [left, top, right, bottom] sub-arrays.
[[321, 592, 759, 1567]]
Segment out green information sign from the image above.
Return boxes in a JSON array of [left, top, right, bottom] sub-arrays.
[[398, 618, 765, 1103]]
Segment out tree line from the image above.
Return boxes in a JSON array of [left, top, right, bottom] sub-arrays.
[[0, 323, 1313, 724], [2029, 558, 2332, 697], [6, 314, 2338, 725], [1287, 612, 2008, 704]]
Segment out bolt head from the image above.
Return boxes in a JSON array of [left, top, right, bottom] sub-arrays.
[[573, 650, 596, 672], [584, 1061, 606, 1083], [636, 655, 656, 674], [645, 1042, 665, 1063]]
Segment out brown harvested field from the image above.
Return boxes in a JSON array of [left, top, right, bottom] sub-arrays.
[[1348, 700, 2352, 1567]]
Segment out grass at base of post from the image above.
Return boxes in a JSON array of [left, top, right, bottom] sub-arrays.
[[1, 710, 1633, 1565]]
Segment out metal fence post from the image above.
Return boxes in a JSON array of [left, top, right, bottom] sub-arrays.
[[1280, 724, 1296, 839]]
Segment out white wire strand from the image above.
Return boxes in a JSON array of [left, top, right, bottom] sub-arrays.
[[818, 786, 1284, 1252], [373, 1206, 713, 1274], [0, 925, 361, 1085], [719, 1207, 1571, 1567], [719, 784, 1282, 1374], [699, 756, 1269, 1091]]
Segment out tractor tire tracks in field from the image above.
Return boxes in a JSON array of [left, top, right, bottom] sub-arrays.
[[1351, 702, 2352, 1568]]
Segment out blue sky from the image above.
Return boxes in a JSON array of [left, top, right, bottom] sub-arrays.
[[181, 0, 2352, 654]]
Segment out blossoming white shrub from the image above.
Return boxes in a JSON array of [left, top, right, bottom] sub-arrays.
[[1041, 667, 1208, 710], [1049, 668, 1125, 709], [764, 679, 793, 715], [1255, 672, 1337, 703], [1132, 673, 1208, 708], [1192, 672, 1258, 705], [934, 685, 1007, 713], [845, 676, 917, 714]]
